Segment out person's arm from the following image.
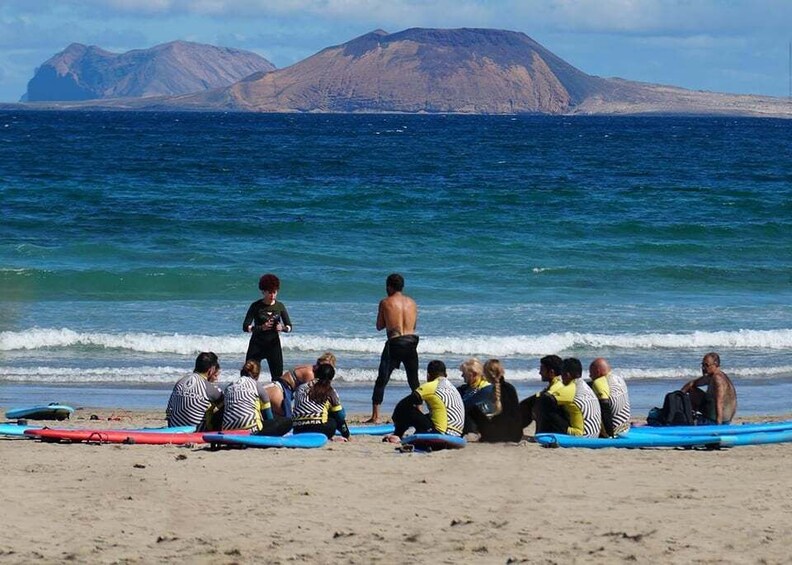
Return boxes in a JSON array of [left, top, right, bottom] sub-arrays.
[[599, 399, 615, 437], [243, 302, 257, 332], [376, 299, 386, 331], [279, 305, 292, 333], [329, 404, 350, 439], [681, 375, 707, 393], [256, 381, 274, 420]]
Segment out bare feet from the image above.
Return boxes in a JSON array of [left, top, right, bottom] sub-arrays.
[[364, 405, 381, 424], [331, 436, 349, 443], [382, 434, 401, 444], [362, 417, 379, 424]]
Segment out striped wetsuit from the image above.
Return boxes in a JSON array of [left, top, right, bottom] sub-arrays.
[[222, 376, 273, 431], [292, 381, 349, 438], [416, 377, 464, 437], [591, 372, 631, 437], [549, 378, 601, 437], [166, 372, 223, 428]]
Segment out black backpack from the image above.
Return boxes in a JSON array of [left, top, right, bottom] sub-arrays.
[[647, 391, 694, 426]]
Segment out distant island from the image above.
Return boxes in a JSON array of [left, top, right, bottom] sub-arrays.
[[9, 28, 792, 118]]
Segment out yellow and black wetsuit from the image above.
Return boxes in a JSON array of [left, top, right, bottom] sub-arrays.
[[548, 378, 601, 437], [392, 377, 464, 438], [221, 376, 274, 431], [591, 372, 631, 437], [292, 381, 350, 439], [519, 376, 563, 428]]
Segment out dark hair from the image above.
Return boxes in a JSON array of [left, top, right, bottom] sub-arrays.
[[241, 359, 260, 380], [194, 352, 219, 374], [562, 357, 583, 379], [386, 273, 404, 292], [540, 355, 563, 377], [704, 352, 720, 367], [308, 364, 336, 403], [427, 360, 447, 378], [258, 274, 281, 292]]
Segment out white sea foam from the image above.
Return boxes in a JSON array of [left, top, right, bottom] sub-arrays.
[[2, 364, 792, 385], [3, 327, 792, 355]]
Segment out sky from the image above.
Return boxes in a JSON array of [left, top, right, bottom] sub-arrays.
[[0, 0, 790, 103]]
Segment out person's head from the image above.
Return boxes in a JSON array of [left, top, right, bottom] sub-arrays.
[[308, 363, 336, 403], [194, 352, 220, 381], [483, 359, 505, 384], [386, 273, 404, 295], [539, 355, 563, 382], [459, 358, 484, 386], [241, 359, 261, 380], [426, 360, 447, 382], [258, 273, 280, 303], [316, 351, 337, 369], [561, 357, 583, 384], [701, 352, 721, 376], [588, 357, 611, 380]]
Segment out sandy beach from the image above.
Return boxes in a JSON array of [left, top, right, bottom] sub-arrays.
[[0, 410, 790, 564]]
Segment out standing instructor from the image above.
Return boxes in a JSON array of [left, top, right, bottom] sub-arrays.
[[366, 273, 419, 423]]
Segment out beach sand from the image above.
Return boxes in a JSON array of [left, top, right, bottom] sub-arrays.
[[1, 409, 790, 564]]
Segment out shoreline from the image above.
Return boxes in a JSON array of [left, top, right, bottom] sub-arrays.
[[1, 408, 791, 563]]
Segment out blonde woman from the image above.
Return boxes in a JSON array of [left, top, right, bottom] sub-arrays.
[[467, 359, 523, 442]]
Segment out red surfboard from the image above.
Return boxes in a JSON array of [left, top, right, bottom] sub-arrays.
[[24, 428, 250, 445]]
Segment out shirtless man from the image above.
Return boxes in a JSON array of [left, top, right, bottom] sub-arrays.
[[681, 352, 737, 424], [366, 273, 419, 423]]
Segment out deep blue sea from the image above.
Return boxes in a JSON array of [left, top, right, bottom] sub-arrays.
[[1, 111, 791, 416]]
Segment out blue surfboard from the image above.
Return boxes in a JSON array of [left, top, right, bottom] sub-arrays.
[[535, 433, 720, 449], [401, 433, 466, 451], [710, 430, 792, 447], [0, 423, 37, 437], [203, 432, 328, 449], [5, 404, 75, 421], [344, 424, 395, 436], [628, 420, 792, 436]]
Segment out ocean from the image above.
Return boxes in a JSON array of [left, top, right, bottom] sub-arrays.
[[1, 111, 791, 417]]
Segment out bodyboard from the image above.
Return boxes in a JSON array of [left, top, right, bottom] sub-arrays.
[[401, 433, 466, 451], [6, 404, 75, 421]]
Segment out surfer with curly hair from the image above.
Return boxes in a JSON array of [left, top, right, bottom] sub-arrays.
[[242, 273, 292, 381]]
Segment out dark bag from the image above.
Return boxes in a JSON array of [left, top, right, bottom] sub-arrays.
[[646, 391, 694, 426]]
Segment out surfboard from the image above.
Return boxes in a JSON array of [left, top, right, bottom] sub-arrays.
[[5, 404, 75, 421], [0, 423, 37, 437], [717, 430, 792, 447], [24, 428, 250, 445], [345, 424, 395, 436], [628, 420, 792, 436], [535, 433, 721, 449], [401, 433, 466, 451], [203, 432, 328, 449]]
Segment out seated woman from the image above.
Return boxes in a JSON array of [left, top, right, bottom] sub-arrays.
[[465, 359, 523, 442], [456, 357, 493, 433], [270, 352, 337, 418], [291, 364, 351, 441], [384, 360, 464, 442], [222, 360, 292, 436]]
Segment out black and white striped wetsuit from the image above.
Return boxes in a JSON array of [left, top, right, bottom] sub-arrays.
[[166, 372, 223, 428], [222, 376, 272, 431]]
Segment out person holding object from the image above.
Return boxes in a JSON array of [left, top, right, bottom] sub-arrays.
[[366, 273, 419, 423], [681, 352, 737, 425], [242, 273, 292, 381]]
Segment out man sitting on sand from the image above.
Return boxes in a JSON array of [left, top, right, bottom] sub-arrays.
[[681, 352, 737, 425], [536, 357, 601, 437], [383, 360, 464, 443], [519, 355, 566, 431], [166, 352, 224, 430], [367, 273, 419, 423], [589, 357, 631, 437]]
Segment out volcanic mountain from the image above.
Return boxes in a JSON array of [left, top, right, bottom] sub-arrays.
[[24, 41, 275, 102]]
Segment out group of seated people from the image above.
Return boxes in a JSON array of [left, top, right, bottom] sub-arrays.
[[166, 349, 735, 443], [165, 350, 351, 440]]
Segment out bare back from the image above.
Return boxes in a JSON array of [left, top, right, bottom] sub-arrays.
[[263, 382, 285, 417], [377, 292, 417, 339]]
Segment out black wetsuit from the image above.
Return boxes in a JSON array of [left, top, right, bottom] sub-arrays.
[[243, 299, 292, 380], [372, 334, 420, 405], [468, 381, 524, 442]]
